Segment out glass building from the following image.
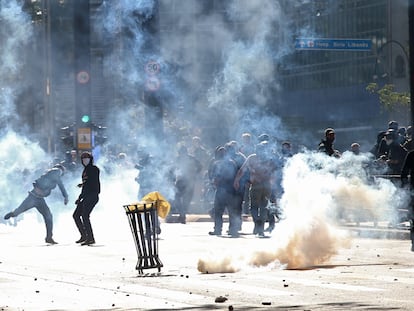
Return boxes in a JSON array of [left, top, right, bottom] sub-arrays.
[[276, 0, 409, 136]]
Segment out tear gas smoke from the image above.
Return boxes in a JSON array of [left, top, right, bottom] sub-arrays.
[[0, 0, 32, 127], [198, 151, 409, 273], [206, 0, 290, 135], [99, 0, 156, 92], [0, 1, 32, 76], [95, 0, 294, 203], [0, 2, 51, 227], [197, 256, 241, 274]]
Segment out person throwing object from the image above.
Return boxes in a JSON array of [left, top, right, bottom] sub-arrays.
[[3, 164, 68, 244]]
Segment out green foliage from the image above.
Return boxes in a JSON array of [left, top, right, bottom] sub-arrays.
[[366, 83, 410, 112]]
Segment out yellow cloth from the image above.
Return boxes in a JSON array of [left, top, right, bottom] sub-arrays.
[[127, 191, 171, 219]]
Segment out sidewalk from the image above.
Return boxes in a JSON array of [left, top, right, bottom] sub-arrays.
[[167, 214, 411, 240], [344, 221, 411, 240]]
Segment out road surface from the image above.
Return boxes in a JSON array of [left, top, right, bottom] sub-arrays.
[[0, 215, 413, 310]]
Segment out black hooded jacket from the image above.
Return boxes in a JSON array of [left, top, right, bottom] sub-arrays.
[[318, 139, 335, 156], [79, 159, 100, 200]]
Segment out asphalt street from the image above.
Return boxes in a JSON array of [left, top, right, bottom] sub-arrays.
[[1, 214, 413, 311]]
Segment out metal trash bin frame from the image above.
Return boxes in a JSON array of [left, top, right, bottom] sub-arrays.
[[123, 201, 163, 274]]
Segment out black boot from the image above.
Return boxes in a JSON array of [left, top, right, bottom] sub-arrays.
[[76, 237, 86, 243], [81, 239, 95, 246], [178, 215, 186, 224], [4, 212, 15, 220], [45, 238, 58, 244]]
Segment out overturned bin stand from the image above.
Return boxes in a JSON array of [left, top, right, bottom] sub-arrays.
[[123, 201, 163, 274]]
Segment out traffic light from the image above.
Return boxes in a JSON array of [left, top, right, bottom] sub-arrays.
[[93, 125, 107, 146], [60, 124, 75, 149], [81, 114, 90, 123]]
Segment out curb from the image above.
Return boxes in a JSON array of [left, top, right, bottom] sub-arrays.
[[165, 214, 411, 240], [346, 225, 410, 240]]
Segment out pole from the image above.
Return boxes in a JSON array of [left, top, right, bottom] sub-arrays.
[[73, 0, 91, 150], [46, 0, 55, 154], [409, 0, 414, 125], [41, 0, 55, 153]]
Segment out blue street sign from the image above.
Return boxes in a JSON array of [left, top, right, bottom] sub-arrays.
[[295, 38, 372, 51]]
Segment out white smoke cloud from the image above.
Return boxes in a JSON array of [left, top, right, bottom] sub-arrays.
[[207, 0, 286, 111], [0, 0, 33, 126], [198, 150, 409, 273], [97, 0, 158, 108], [94, 0, 307, 154], [0, 1, 49, 227], [0, 1, 32, 75]]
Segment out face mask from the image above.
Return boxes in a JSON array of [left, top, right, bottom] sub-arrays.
[[82, 158, 90, 166], [282, 148, 290, 155], [385, 139, 393, 146]]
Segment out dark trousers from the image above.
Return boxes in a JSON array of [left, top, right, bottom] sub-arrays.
[[13, 192, 53, 240], [213, 188, 237, 234], [410, 205, 414, 248], [175, 181, 195, 219], [73, 194, 99, 241], [228, 194, 243, 234], [249, 182, 271, 235]]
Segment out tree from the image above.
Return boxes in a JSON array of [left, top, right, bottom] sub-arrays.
[[366, 83, 410, 113]]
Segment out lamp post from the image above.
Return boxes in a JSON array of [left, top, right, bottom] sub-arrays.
[[373, 39, 409, 81], [42, 0, 54, 153]]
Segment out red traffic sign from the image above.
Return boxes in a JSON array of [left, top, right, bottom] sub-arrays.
[[145, 76, 160, 91], [145, 61, 160, 75], [77, 71, 90, 84]]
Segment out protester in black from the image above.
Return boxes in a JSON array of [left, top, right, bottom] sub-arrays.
[[318, 128, 340, 157], [73, 152, 100, 245], [3, 164, 68, 244]]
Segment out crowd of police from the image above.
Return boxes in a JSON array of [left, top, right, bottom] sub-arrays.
[[165, 121, 414, 241], [160, 133, 293, 238]]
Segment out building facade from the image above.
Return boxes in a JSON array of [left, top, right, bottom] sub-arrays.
[[20, 0, 410, 152], [277, 0, 409, 143]]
